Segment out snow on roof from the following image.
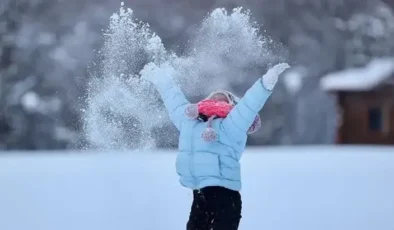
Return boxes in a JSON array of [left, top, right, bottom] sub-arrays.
[[320, 57, 394, 91]]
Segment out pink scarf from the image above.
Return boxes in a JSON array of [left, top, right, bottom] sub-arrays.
[[197, 99, 233, 118]]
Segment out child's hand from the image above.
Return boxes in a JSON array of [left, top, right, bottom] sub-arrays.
[[140, 62, 176, 84], [140, 62, 159, 82], [261, 63, 290, 91]]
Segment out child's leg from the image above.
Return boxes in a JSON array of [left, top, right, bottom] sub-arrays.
[[210, 207, 241, 230], [186, 190, 210, 230], [186, 186, 242, 230], [194, 186, 242, 230], [209, 187, 242, 230]]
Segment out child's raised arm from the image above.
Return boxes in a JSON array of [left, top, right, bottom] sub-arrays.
[[140, 62, 190, 131], [220, 63, 290, 140]]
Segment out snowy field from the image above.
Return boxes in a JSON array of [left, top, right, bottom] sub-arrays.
[[1, 146, 394, 230]]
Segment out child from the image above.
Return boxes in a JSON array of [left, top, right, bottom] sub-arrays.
[[140, 62, 290, 230]]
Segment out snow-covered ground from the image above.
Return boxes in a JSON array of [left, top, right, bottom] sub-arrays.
[[1, 146, 394, 230]]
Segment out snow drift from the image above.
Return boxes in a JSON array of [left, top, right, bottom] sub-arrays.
[[0, 146, 393, 230]]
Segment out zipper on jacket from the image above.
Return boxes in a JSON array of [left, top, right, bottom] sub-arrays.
[[189, 122, 197, 188]]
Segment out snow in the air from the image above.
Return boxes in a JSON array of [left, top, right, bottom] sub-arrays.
[[1, 147, 394, 230], [320, 57, 394, 91], [83, 5, 282, 150], [283, 67, 306, 94], [21, 91, 40, 112]]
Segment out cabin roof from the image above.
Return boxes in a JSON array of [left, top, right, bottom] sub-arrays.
[[320, 58, 394, 92]]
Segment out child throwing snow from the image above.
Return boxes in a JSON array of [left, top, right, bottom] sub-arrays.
[[140, 62, 290, 230]]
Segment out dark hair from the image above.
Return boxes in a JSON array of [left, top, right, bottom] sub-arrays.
[[198, 114, 209, 122], [228, 93, 238, 105]]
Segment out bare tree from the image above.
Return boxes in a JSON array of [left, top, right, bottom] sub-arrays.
[[0, 0, 111, 149]]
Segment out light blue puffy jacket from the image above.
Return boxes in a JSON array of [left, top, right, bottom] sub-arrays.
[[153, 75, 272, 191]]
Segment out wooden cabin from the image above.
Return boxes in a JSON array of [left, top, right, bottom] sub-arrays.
[[321, 59, 394, 145]]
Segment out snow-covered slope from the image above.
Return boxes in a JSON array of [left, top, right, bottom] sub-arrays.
[[0, 146, 394, 230]]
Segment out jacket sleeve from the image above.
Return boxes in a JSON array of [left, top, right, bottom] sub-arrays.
[[220, 78, 272, 139], [152, 76, 190, 131]]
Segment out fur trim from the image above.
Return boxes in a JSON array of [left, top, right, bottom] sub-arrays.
[[205, 90, 240, 106], [247, 115, 261, 134], [185, 104, 199, 119]]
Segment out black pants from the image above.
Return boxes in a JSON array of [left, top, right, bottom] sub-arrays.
[[186, 186, 242, 230]]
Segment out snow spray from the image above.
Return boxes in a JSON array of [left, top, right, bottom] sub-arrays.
[[82, 2, 285, 150]]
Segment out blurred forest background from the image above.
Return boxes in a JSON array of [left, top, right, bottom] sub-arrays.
[[1, 0, 394, 150]]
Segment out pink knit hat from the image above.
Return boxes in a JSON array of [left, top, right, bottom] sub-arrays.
[[185, 90, 261, 142]]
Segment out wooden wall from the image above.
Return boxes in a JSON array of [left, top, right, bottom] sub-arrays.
[[337, 85, 394, 144]]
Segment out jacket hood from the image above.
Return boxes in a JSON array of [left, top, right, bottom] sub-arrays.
[[205, 90, 240, 106]]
